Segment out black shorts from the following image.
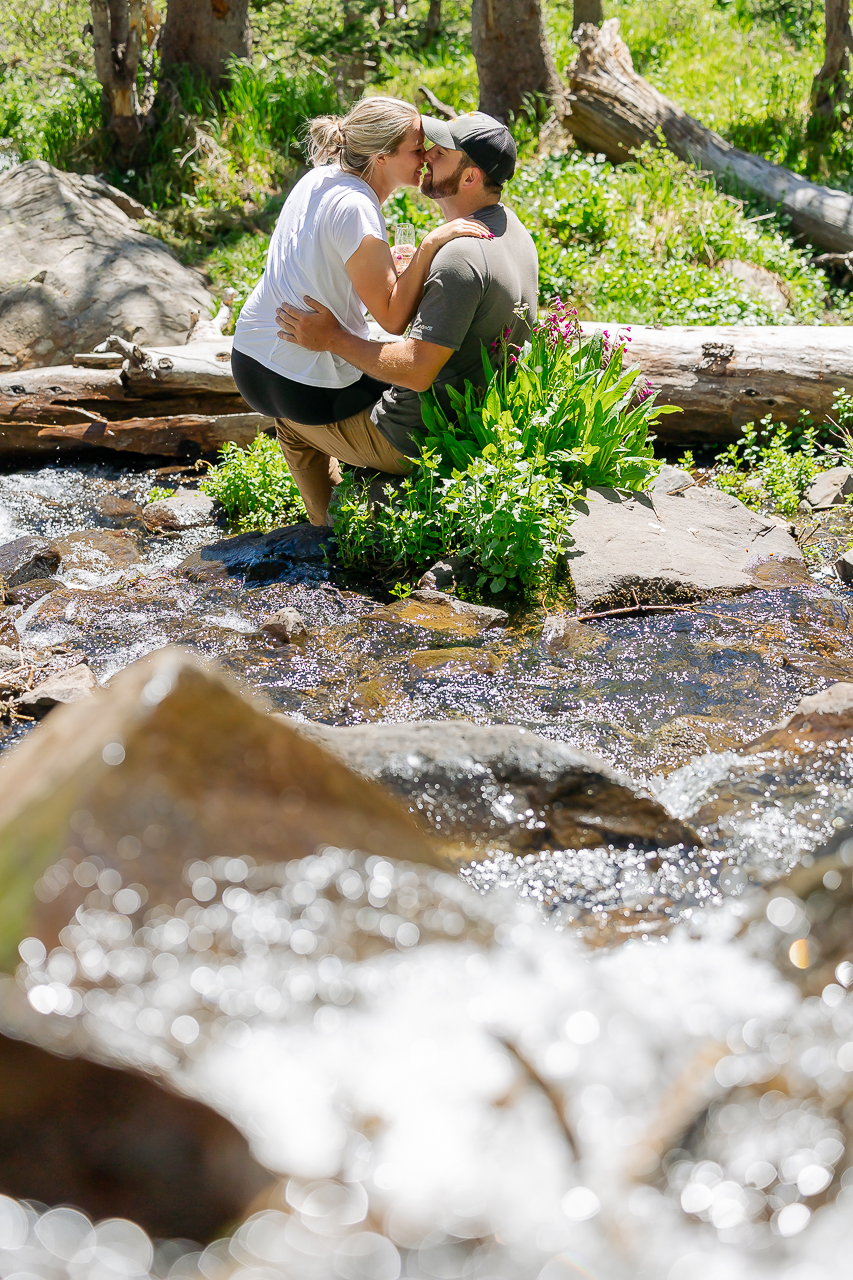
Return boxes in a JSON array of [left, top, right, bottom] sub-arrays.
[[232, 348, 390, 428]]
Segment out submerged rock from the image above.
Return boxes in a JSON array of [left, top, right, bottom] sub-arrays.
[[281, 718, 699, 862], [96, 494, 144, 524], [408, 647, 502, 677], [16, 662, 97, 715], [0, 536, 60, 590], [804, 466, 853, 509], [567, 465, 802, 612], [4, 578, 58, 608], [142, 489, 215, 532], [51, 529, 140, 575], [0, 647, 439, 967], [178, 523, 333, 583], [540, 614, 607, 654], [0, 1024, 271, 1239], [259, 607, 309, 644], [747, 681, 853, 753], [367, 589, 507, 635]]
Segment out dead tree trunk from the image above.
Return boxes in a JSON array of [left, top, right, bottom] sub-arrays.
[[582, 322, 853, 447], [566, 19, 853, 254], [811, 0, 853, 120], [572, 0, 602, 31], [160, 0, 251, 86], [471, 0, 563, 122], [90, 0, 160, 153]]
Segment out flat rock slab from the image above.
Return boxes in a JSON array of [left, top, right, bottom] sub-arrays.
[[142, 490, 215, 532], [17, 663, 97, 715], [567, 466, 803, 612], [0, 160, 214, 369], [0, 536, 60, 589], [281, 718, 698, 861], [178, 524, 334, 583]]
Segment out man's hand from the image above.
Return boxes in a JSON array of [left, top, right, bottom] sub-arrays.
[[276, 296, 341, 352]]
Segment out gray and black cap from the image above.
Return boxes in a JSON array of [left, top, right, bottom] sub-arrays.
[[421, 111, 517, 185]]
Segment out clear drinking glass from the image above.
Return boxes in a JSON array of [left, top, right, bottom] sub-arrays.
[[392, 223, 416, 273]]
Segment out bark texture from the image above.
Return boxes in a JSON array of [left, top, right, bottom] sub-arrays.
[[160, 0, 251, 85], [90, 0, 159, 150], [572, 0, 603, 30], [582, 322, 853, 446], [812, 0, 853, 118], [566, 19, 853, 254], [471, 0, 562, 121]]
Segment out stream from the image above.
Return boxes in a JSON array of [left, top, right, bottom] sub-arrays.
[[3, 458, 853, 1280]]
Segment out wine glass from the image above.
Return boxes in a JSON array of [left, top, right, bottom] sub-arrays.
[[393, 223, 416, 273]]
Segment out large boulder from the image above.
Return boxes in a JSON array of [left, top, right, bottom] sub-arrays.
[[0, 161, 214, 370], [567, 466, 803, 612], [280, 718, 699, 861], [0, 647, 440, 969]]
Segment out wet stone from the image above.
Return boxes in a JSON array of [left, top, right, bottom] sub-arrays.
[[51, 529, 140, 574], [0, 536, 60, 588], [17, 662, 97, 716], [259, 607, 309, 644], [281, 717, 699, 862], [0, 645, 21, 670], [541, 614, 607, 654], [4, 577, 58, 608], [96, 494, 144, 525], [367, 589, 507, 635], [408, 647, 502, 677], [142, 489, 215, 532], [178, 523, 334, 583]]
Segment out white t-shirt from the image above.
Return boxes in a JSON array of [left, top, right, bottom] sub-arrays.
[[233, 166, 386, 389]]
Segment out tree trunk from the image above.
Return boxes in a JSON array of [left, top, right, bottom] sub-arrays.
[[471, 0, 563, 122], [566, 19, 853, 254], [572, 0, 602, 32], [582, 322, 853, 447], [160, 0, 251, 86], [90, 0, 159, 153], [423, 0, 442, 45], [811, 0, 853, 120]]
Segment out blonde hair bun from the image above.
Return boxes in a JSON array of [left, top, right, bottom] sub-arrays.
[[307, 96, 418, 180]]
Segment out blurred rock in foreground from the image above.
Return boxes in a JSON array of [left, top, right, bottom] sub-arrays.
[[0, 646, 439, 968], [0, 1026, 271, 1239]]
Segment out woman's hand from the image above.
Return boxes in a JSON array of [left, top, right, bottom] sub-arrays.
[[421, 218, 494, 252]]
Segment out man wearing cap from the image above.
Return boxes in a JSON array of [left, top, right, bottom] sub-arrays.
[[275, 111, 539, 526]]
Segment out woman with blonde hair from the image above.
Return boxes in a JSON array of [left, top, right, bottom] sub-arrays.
[[232, 96, 491, 465]]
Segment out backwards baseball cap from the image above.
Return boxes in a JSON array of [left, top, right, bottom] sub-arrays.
[[421, 111, 517, 185]]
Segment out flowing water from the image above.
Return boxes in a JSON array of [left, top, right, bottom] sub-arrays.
[[4, 460, 853, 1280]]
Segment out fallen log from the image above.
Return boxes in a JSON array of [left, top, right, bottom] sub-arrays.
[[583, 322, 853, 445], [0, 412, 272, 458], [566, 20, 853, 255]]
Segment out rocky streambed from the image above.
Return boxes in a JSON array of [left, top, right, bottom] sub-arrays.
[[0, 456, 851, 1280]]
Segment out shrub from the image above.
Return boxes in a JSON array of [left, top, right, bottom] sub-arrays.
[[331, 315, 667, 598], [712, 416, 821, 514], [420, 307, 672, 489], [199, 432, 305, 531]]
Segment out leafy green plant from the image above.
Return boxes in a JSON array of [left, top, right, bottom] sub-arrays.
[[713, 416, 821, 514], [420, 311, 672, 491], [331, 316, 664, 598], [147, 486, 176, 503], [199, 432, 305, 531]]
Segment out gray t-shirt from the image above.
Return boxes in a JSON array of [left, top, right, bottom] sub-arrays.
[[371, 203, 539, 457]]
